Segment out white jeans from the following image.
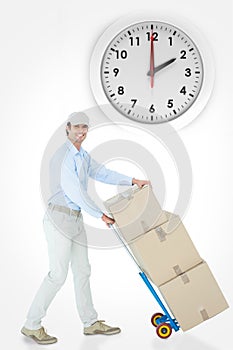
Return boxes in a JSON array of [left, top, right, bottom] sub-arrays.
[[24, 209, 98, 329]]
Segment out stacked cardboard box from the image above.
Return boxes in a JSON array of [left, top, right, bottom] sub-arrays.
[[104, 184, 168, 241], [104, 185, 228, 331], [129, 212, 203, 286], [159, 261, 228, 331]]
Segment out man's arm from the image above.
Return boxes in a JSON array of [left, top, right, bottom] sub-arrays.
[[61, 161, 103, 218], [88, 155, 150, 187], [87, 156, 133, 186], [61, 158, 115, 226]]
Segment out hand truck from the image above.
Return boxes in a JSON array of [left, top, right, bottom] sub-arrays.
[[110, 224, 180, 339]]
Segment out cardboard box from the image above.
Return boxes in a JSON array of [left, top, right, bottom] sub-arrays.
[[159, 261, 229, 331], [129, 212, 203, 286], [104, 185, 167, 242]]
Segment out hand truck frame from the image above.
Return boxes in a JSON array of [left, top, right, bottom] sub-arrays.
[[110, 224, 180, 339]]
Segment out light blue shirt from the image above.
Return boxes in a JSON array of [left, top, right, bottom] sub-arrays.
[[48, 140, 133, 218]]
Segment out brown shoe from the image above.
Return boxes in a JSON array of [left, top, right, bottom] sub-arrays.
[[84, 320, 121, 335], [21, 326, 57, 344]]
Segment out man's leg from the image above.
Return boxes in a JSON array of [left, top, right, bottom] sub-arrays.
[[70, 215, 98, 328], [24, 212, 71, 330]]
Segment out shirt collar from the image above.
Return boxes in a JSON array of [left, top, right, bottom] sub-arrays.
[[65, 139, 84, 157]]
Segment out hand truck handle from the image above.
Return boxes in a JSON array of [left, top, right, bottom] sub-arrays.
[[109, 224, 142, 271]]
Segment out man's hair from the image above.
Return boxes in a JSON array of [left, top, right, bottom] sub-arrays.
[[66, 122, 71, 136]]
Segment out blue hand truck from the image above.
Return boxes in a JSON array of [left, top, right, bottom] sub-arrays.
[[110, 224, 180, 339]]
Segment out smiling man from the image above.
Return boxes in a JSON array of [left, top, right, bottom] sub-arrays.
[[21, 112, 149, 344]]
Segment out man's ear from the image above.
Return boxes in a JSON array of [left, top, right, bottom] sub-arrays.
[[66, 124, 71, 136]]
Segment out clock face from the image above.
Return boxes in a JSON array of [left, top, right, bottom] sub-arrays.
[[100, 21, 204, 124]]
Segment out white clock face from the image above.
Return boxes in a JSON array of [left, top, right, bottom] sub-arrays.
[[100, 21, 204, 124]]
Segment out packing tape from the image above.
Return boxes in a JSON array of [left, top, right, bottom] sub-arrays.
[[141, 220, 149, 233], [120, 189, 134, 200], [155, 226, 167, 242], [181, 273, 190, 284], [200, 309, 209, 321], [106, 189, 134, 208], [173, 265, 183, 275]]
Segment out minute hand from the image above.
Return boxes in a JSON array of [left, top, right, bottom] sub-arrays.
[[147, 58, 176, 76]]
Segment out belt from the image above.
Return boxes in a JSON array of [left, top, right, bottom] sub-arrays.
[[48, 203, 81, 218]]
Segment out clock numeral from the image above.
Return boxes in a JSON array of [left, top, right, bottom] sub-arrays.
[[180, 86, 187, 95], [168, 37, 173, 46], [129, 37, 140, 46], [180, 50, 187, 59], [149, 104, 156, 113], [117, 86, 125, 95], [146, 32, 159, 41], [131, 99, 137, 108], [185, 68, 192, 77], [115, 50, 128, 59], [167, 99, 174, 108], [113, 68, 119, 77]]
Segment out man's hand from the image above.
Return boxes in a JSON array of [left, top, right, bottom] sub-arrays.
[[102, 213, 115, 227], [132, 178, 151, 188]]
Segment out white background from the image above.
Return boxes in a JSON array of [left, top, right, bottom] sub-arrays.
[[0, 0, 232, 349]]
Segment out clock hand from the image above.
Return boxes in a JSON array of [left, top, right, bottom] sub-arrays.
[[150, 31, 154, 88], [147, 58, 176, 76]]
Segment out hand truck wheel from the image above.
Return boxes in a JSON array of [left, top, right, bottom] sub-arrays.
[[151, 312, 164, 327], [156, 322, 172, 339]]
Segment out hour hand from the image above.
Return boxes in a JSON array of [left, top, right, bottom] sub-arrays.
[[147, 58, 176, 76]]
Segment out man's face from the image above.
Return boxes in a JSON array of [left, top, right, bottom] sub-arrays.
[[67, 124, 88, 144]]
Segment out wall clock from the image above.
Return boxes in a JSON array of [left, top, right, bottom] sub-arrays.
[[90, 13, 214, 130]]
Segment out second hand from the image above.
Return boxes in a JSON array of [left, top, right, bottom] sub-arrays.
[[150, 30, 154, 88]]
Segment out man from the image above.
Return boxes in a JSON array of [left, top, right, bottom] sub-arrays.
[[21, 112, 149, 344]]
